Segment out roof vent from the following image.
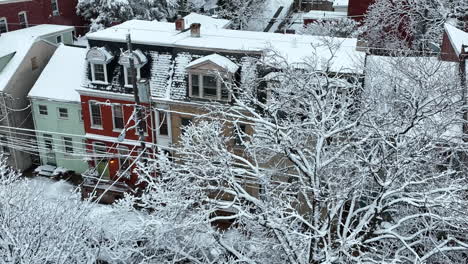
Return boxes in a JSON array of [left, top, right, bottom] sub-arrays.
[[175, 16, 185, 31], [190, 23, 201, 38]]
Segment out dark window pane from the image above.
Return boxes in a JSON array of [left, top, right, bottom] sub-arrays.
[[203, 75, 217, 97], [191, 74, 199, 96], [90, 102, 102, 126], [113, 105, 124, 129], [159, 112, 168, 136]]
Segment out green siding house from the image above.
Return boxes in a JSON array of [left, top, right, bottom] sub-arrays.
[[29, 45, 88, 174]]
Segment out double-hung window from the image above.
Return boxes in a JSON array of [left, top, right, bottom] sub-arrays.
[[39, 105, 48, 115], [43, 134, 53, 151], [124, 67, 140, 87], [89, 101, 102, 128], [0, 136, 9, 154], [118, 146, 130, 171], [58, 107, 68, 119], [91, 64, 107, 83], [189, 73, 232, 101], [158, 111, 169, 136], [63, 137, 73, 153], [18, 12, 28, 28], [112, 104, 124, 130], [51, 0, 59, 16], [0, 18, 8, 33]]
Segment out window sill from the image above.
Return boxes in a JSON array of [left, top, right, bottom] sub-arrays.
[[91, 81, 109, 85], [189, 96, 230, 102], [91, 126, 103, 130], [113, 129, 124, 133], [58, 117, 69, 120]]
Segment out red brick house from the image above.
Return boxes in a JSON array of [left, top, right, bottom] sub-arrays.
[[0, 0, 85, 34], [348, 0, 374, 22], [77, 47, 155, 202]]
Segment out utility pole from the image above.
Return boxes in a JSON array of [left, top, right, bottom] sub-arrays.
[[126, 34, 147, 158]]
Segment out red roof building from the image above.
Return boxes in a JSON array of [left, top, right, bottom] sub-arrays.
[[0, 0, 86, 34]]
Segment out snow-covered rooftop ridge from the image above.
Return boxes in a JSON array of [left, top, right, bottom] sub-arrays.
[[186, 54, 239, 73], [1, 24, 74, 39], [444, 23, 468, 56], [29, 45, 87, 102], [303, 10, 348, 19], [0, 24, 75, 90], [87, 19, 365, 73], [183, 13, 231, 29]]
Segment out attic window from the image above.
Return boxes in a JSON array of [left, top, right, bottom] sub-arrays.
[[86, 47, 113, 84], [119, 49, 147, 87], [186, 54, 238, 101]]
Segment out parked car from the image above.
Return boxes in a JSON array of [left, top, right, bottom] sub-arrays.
[[33, 165, 74, 180]]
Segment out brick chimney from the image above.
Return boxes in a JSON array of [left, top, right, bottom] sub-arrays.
[[175, 16, 185, 31], [190, 23, 201, 37]]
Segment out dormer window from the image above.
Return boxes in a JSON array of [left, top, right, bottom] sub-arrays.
[[186, 54, 238, 101], [119, 49, 147, 88], [86, 47, 114, 84]]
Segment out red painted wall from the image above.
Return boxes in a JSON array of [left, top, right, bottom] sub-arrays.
[[81, 95, 155, 184], [348, 0, 374, 22], [0, 0, 86, 34], [440, 32, 460, 62]]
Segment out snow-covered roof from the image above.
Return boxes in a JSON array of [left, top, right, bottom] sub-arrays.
[[184, 13, 231, 29], [119, 49, 148, 68], [29, 45, 87, 102], [444, 23, 468, 57], [86, 47, 114, 64], [87, 19, 365, 74], [186, 54, 239, 73], [0, 24, 75, 91], [303, 11, 348, 20]]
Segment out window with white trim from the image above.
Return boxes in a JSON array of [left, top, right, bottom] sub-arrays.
[[78, 110, 83, 122], [43, 134, 53, 151], [112, 104, 124, 130], [0, 17, 8, 33], [189, 72, 231, 101], [58, 107, 68, 119], [91, 63, 107, 83], [124, 67, 140, 87], [157, 111, 169, 136], [51, 0, 59, 16], [89, 101, 102, 128], [18, 12, 28, 28], [93, 142, 107, 162], [39, 105, 48, 115], [63, 137, 73, 153]]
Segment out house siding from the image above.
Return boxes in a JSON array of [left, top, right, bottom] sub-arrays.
[[30, 99, 88, 173]]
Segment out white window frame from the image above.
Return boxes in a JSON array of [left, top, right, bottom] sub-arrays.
[[89, 101, 103, 129], [18, 11, 28, 28], [43, 134, 53, 152], [51, 0, 59, 16], [112, 104, 124, 131], [90, 63, 108, 84], [188, 71, 231, 101], [0, 17, 8, 33], [63, 137, 73, 154], [78, 110, 83, 122], [38, 105, 48, 115], [123, 66, 141, 88], [155, 109, 171, 138], [57, 107, 68, 119]]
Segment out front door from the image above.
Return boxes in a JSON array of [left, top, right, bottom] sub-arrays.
[[96, 160, 110, 180]]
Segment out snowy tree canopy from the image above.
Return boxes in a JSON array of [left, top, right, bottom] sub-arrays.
[[117, 47, 468, 263], [363, 0, 468, 51]]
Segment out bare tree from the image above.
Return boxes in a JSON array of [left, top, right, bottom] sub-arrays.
[[124, 47, 468, 263]]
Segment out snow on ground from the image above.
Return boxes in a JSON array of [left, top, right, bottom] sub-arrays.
[[247, 0, 294, 32], [30, 177, 142, 236]]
